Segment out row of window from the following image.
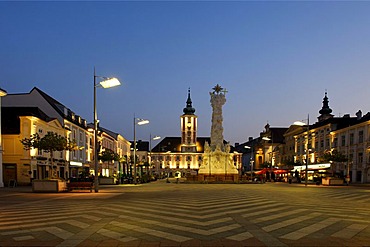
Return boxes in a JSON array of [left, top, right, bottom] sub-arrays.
[[152, 155, 203, 162]]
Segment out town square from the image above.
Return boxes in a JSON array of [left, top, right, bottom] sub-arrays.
[[1, 182, 370, 246], [2, 1, 370, 246]]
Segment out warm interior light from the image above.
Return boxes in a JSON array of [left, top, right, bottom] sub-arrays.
[[262, 137, 271, 141], [152, 136, 161, 140], [137, 119, 149, 125], [99, 78, 121, 88], [244, 145, 251, 149]]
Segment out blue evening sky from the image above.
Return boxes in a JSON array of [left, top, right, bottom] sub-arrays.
[[1, 1, 370, 145]]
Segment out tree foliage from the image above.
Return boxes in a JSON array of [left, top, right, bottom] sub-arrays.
[[20, 131, 77, 178], [21, 132, 77, 152], [99, 149, 120, 163], [320, 150, 348, 163]]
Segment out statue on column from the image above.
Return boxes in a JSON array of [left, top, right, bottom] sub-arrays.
[[210, 84, 227, 151], [198, 84, 238, 178]]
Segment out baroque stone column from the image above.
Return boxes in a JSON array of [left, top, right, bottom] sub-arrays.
[[198, 84, 238, 178], [210, 84, 226, 151]]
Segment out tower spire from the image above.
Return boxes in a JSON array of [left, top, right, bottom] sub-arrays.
[[318, 91, 333, 122], [319, 91, 332, 115], [183, 88, 195, 115]]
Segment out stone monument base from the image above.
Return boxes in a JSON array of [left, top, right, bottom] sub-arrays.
[[186, 174, 239, 183]]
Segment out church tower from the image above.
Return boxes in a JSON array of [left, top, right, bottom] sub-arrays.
[[180, 88, 197, 152], [318, 91, 334, 122]]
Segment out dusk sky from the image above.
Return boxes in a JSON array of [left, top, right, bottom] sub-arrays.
[[1, 1, 370, 146]]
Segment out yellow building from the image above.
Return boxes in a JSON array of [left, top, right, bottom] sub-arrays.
[[2, 107, 67, 185]]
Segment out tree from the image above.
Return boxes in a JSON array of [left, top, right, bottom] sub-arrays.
[[320, 150, 348, 163], [320, 150, 348, 176], [98, 149, 120, 176], [21, 131, 77, 178]]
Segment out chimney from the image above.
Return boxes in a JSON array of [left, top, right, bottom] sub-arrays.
[[235, 143, 239, 147], [249, 137, 253, 141]]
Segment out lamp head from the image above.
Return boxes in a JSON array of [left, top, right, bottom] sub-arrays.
[[137, 119, 149, 125], [293, 121, 306, 126], [0, 88, 7, 97], [99, 77, 121, 88]]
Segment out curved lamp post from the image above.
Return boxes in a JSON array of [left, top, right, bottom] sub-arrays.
[[293, 114, 310, 187], [94, 69, 121, 192], [133, 117, 149, 185], [0, 88, 7, 187]]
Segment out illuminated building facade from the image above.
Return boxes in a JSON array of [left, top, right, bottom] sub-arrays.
[[151, 89, 242, 177]]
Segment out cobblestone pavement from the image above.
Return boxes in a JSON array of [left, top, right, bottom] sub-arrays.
[[1, 181, 370, 247]]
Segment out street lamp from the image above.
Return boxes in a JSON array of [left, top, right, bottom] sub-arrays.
[[245, 145, 254, 182], [262, 136, 273, 181], [293, 114, 310, 187], [149, 134, 161, 176], [0, 88, 7, 188], [133, 117, 149, 185], [94, 69, 121, 192]]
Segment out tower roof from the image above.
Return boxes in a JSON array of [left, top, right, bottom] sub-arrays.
[[319, 92, 333, 115], [183, 88, 195, 115]]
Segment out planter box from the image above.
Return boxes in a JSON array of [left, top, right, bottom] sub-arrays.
[[32, 179, 67, 192], [322, 177, 344, 186], [99, 177, 115, 185]]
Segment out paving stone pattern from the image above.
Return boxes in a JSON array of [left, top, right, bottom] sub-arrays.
[[0, 182, 370, 246]]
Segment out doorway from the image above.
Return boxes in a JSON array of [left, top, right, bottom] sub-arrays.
[[3, 163, 16, 187]]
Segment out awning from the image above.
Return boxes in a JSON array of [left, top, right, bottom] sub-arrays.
[[254, 168, 290, 175]]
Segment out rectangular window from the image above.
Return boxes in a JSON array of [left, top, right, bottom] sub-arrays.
[[73, 130, 76, 140], [341, 135, 346, 146], [359, 131, 364, 143], [358, 152, 363, 163], [350, 133, 354, 145], [333, 137, 338, 147]]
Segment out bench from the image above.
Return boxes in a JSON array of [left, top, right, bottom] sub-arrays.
[[67, 181, 94, 192]]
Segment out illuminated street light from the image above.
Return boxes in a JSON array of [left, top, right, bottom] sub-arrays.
[[293, 114, 310, 187], [149, 134, 161, 176], [133, 117, 149, 185], [94, 68, 121, 192], [0, 88, 7, 188], [244, 145, 254, 182]]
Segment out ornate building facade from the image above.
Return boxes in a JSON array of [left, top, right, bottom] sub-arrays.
[[151, 89, 242, 178]]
